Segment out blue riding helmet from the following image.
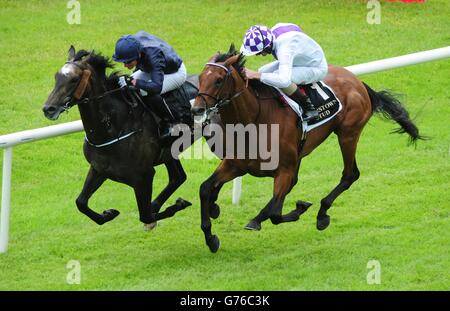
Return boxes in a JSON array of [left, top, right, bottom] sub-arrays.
[[112, 35, 140, 63]]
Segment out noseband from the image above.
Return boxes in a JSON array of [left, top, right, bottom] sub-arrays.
[[61, 61, 124, 112], [61, 61, 91, 111]]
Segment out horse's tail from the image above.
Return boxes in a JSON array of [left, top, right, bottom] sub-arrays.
[[363, 82, 425, 144]]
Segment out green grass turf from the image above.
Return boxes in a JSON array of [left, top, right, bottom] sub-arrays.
[[0, 0, 449, 290]]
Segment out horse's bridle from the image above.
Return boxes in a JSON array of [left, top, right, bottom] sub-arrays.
[[60, 61, 92, 111], [60, 61, 144, 148], [195, 62, 245, 123], [61, 61, 125, 112]]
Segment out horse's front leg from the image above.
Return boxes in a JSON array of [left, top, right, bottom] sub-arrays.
[[245, 170, 304, 230], [200, 160, 242, 253], [76, 167, 120, 225]]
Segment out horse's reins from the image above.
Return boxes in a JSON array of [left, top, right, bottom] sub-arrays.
[[64, 61, 142, 148], [62, 61, 125, 110]]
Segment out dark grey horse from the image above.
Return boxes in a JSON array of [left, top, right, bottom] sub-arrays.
[[43, 46, 197, 229]]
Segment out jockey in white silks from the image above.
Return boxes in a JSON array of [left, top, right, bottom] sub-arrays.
[[240, 23, 328, 121]]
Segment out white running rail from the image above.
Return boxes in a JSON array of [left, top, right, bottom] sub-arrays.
[[0, 121, 82, 253]]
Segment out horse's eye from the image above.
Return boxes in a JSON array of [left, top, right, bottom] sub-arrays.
[[70, 77, 79, 84], [215, 78, 223, 87]]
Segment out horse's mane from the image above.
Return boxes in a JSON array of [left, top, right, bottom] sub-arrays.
[[214, 44, 274, 92], [74, 50, 113, 71], [73, 49, 121, 89]]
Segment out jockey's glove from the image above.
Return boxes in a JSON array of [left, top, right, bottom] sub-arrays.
[[118, 76, 133, 88]]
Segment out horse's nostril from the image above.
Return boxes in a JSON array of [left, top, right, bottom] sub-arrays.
[[191, 107, 206, 115], [44, 106, 57, 114]]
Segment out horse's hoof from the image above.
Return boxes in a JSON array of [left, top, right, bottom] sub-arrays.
[[317, 215, 330, 231], [207, 235, 220, 253], [244, 220, 261, 231], [295, 200, 312, 216], [144, 222, 157, 231], [102, 209, 120, 222], [176, 198, 192, 209], [209, 203, 220, 219]]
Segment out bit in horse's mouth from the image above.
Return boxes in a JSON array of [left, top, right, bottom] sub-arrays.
[[193, 113, 207, 124]]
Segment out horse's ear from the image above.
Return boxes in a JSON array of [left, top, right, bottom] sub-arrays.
[[68, 45, 76, 61], [208, 52, 220, 63], [224, 54, 240, 67], [228, 43, 236, 55]]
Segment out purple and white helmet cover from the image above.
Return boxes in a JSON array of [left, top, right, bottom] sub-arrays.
[[240, 25, 274, 56]]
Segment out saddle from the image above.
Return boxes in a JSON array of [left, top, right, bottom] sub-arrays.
[[161, 80, 198, 126], [277, 81, 342, 130], [129, 79, 198, 127]]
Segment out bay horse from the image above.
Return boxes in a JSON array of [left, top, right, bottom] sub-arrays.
[[192, 44, 424, 252], [43, 46, 194, 229]]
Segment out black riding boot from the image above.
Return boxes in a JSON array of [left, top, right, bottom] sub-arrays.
[[288, 87, 319, 121], [145, 94, 176, 139]]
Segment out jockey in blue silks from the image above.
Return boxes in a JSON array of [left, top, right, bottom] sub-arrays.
[[112, 31, 187, 137], [240, 23, 328, 121]]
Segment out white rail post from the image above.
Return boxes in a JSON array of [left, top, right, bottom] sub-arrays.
[[0, 147, 13, 253], [0, 120, 83, 254], [232, 177, 242, 205]]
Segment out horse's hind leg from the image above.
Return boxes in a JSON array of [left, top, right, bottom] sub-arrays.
[[245, 198, 273, 230], [280, 200, 312, 222], [151, 159, 187, 213], [133, 169, 157, 230], [134, 168, 190, 231], [76, 167, 119, 225], [317, 132, 361, 230], [153, 198, 192, 221], [277, 161, 312, 223]]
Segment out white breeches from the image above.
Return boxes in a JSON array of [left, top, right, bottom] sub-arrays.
[[258, 60, 328, 85], [131, 62, 187, 95]]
